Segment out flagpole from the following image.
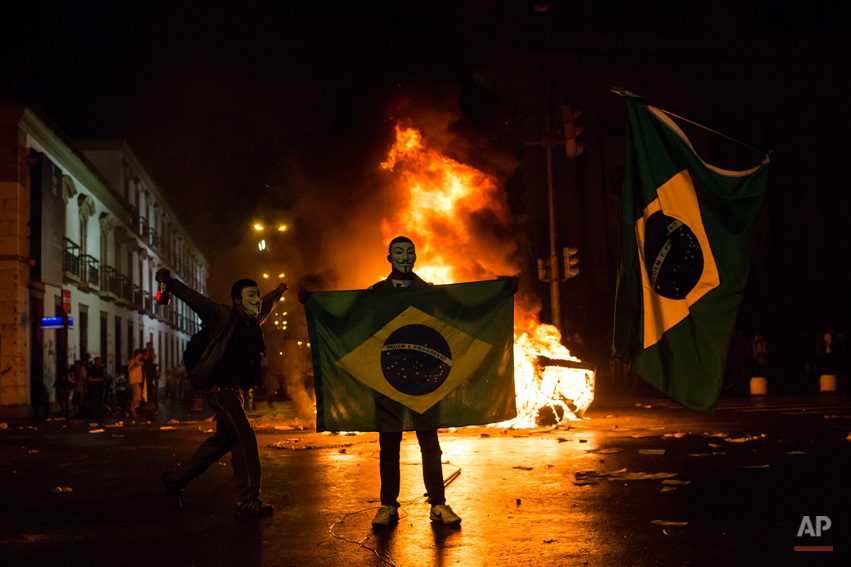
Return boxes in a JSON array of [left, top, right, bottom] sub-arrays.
[[610, 87, 846, 191]]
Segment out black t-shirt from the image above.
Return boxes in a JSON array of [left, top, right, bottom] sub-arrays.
[[88, 366, 105, 382]]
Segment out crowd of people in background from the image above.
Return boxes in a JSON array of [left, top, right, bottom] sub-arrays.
[[52, 343, 190, 419]]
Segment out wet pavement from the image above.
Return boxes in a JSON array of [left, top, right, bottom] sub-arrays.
[[1, 394, 850, 567]]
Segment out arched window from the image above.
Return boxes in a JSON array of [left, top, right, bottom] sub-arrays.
[[80, 216, 88, 256], [138, 248, 147, 290], [99, 213, 114, 267], [77, 194, 96, 256], [113, 227, 129, 274]]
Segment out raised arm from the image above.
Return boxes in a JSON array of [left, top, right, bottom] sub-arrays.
[[156, 268, 221, 325], [258, 282, 288, 325]]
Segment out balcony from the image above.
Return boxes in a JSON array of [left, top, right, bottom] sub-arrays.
[[63, 238, 81, 281], [132, 284, 143, 311], [99, 265, 119, 299], [80, 255, 100, 290], [116, 274, 133, 304]]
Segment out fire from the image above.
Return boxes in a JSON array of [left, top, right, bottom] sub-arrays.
[[510, 320, 595, 428], [379, 124, 595, 427], [379, 125, 510, 284]]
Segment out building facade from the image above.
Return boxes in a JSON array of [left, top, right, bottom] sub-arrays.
[[0, 105, 207, 418]]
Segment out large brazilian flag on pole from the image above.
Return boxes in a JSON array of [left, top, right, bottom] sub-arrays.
[[613, 98, 769, 413], [305, 279, 516, 432]]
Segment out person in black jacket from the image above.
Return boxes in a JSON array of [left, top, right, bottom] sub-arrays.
[[158, 268, 287, 516]]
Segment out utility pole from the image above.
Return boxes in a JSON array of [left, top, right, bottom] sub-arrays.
[[529, 102, 584, 333], [543, 105, 561, 331], [528, 7, 582, 333], [528, 102, 563, 331]]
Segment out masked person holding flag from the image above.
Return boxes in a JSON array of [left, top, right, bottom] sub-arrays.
[[302, 236, 463, 526], [158, 268, 287, 516]]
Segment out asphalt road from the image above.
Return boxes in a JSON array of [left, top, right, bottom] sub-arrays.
[[1, 394, 849, 567]]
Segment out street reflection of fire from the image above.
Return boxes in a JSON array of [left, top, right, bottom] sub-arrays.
[[379, 124, 595, 427]]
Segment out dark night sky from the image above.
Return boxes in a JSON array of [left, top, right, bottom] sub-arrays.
[[4, 0, 850, 308], [3, 0, 525, 297]]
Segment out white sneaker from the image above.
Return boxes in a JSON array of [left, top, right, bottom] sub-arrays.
[[371, 505, 399, 526], [430, 504, 461, 524]]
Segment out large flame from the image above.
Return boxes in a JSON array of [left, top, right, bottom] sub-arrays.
[[379, 125, 594, 427]]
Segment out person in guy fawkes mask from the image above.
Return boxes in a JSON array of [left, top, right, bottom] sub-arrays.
[[300, 236, 462, 526], [158, 268, 287, 516]]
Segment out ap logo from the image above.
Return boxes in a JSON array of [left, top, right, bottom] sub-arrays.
[[797, 516, 831, 537]]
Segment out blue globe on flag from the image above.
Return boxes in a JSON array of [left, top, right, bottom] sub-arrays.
[[381, 324, 452, 396]]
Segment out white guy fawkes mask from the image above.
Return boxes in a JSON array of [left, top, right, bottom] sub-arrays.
[[388, 242, 416, 274], [241, 287, 262, 317]]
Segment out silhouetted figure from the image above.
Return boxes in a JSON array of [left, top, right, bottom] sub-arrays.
[[751, 330, 767, 376], [72, 360, 87, 417], [87, 357, 106, 418], [145, 342, 158, 413]]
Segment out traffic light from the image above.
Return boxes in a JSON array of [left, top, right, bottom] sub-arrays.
[[562, 104, 585, 159], [563, 247, 579, 278], [537, 258, 552, 282]]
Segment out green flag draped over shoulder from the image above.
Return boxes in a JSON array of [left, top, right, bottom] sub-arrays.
[[613, 98, 769, 413], [305, 279, 516, 432]]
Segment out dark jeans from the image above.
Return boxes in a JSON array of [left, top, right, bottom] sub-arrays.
[[172, 389, 261, 502], [87, 382, 105, 417], [145, 372, 158, 406], [379, 430, 445, 508]]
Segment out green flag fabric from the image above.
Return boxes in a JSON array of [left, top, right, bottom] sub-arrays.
[[305, 278, 516, 432], [613, 98, 769, 413]]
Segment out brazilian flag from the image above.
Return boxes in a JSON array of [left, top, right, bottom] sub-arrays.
[[305, 279, 516, 432], [613, 98, 769, 413]]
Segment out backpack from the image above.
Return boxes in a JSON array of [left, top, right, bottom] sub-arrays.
[[183, 324, 210, 377]]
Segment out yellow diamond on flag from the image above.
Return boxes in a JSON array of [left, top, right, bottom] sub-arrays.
[[335, 306, 492, 414], [635, 169, 720, 349]]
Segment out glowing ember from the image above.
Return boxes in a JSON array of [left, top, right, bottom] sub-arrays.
[[379, 124, 595, 427]]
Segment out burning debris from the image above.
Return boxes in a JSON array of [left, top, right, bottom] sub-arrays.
[[503, 322, 595, 428]]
